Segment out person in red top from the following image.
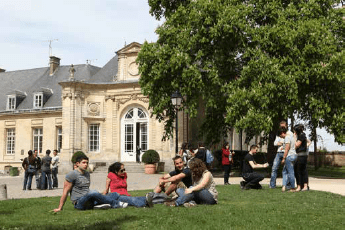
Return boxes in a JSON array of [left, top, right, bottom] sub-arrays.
[[103, 162, 130, 196], [221, 142, 235, 185]]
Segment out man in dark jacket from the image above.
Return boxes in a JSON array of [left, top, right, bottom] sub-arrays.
[[41, 149, 53, 190]]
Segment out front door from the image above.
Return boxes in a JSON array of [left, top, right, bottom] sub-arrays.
[[121, 107, 148, 161]]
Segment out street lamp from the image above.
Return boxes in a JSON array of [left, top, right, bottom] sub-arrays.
[[171, 90, 182, 154]]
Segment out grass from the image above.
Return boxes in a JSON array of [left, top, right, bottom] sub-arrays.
[[307, 166, 345, 179], [1, 185, 345, 230]]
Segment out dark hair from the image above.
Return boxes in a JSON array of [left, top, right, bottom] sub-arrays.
[[222, 142, 229, 149], [108, 162, 123, 174], [250, 145, 258, 151], [181, 142, 188, 151], [75, 155, 89, 163], [53, 150, 58, 153], [46, 149, 51, 155], [172, 156, 182, 163], [277, 126, 287, 136], [294, 124, 304, 135], [28, 150, 33, 156], [188, 158, 207, 181], [198, 142, 205, 148]]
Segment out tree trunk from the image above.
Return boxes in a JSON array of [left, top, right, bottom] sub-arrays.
[[313, 127, 318, 170]]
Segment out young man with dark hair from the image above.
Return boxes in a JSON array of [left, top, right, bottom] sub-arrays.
[[54, 155, 154, 212], [241, 145, 269, 190], [270, 120, 293, 188], [41, 149, 53, 190], [154, 156, 192, 197], [51, 150, 59, 189]]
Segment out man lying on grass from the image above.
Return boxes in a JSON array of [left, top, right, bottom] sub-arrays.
[[53, 155, 153, 212]]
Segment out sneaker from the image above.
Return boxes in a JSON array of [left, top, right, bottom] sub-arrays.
[[183, 201, 197, 208], [93, 204, 111, 210], [164, 201, 176, 207], [240, 181, 245, 189], [145, 192, 154, 208], [119, 202, 128, 208], [224, 182, 231, 185]]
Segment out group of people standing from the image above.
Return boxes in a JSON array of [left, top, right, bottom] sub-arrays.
[[22, 149, 59, 190], [270, 120, 310, 192], [178, 142, 214, 169]]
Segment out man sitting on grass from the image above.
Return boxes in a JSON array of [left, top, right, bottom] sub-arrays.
[[241, 145, 269, 190], [53, 155, 153, 212], [152, 156, 192, 202]]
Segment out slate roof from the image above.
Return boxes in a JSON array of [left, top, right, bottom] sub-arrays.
[[0, 64, 101, 113], [88, 55, 118, 83]]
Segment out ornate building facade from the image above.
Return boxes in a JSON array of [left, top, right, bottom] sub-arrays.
[[0, 42, 264, 173]]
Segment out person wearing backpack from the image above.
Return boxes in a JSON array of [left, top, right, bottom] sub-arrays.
[[22, 150, 36, 190]]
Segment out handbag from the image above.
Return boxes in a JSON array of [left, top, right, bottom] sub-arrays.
[[27, 165, 36, 173]]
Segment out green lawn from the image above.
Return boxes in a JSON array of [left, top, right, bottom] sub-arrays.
[[1, 185, 344, 230], [307, 166, 345, 179]]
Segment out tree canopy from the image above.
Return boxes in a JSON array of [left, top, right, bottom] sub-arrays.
[[138, 0, 345, 144]]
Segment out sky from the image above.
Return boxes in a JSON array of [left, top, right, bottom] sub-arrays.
[[0, 0, 160, 71], [1, 0, 344, 151]]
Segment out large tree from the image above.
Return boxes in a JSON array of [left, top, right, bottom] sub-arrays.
[[137, 0, 345, 152]]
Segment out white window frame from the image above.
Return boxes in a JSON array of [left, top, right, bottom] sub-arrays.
[[33, 128, 43, 154], [7, 96, 16, 111], [56, 127, 62, 152], [88, 124, 100, 152], [6, 128, 15, 155], [33, 93, 43, 108]]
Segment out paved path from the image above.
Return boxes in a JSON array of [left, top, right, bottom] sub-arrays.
[[0, 172, 344, 200]]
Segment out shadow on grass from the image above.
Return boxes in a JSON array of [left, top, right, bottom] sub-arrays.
[[19, 215, 138, 230]]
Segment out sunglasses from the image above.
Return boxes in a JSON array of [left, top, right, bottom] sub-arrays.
[[119, 169, 126, 173]]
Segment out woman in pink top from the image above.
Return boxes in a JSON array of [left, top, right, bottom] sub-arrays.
[[103, 162, 130, 196]]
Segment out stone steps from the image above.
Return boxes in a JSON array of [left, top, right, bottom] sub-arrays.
[[92, 162, 145, 173]]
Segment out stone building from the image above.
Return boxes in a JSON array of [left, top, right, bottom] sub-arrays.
[[0, 42, 264, 173]]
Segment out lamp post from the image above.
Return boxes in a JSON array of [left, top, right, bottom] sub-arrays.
[[171, 90, 182, 154]]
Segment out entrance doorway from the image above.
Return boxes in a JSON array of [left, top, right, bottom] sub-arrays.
[[121, 107, 148, 161]]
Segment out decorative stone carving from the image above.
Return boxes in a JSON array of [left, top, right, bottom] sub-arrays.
[[62, 92, 72, 99], [128, 62, 139, 76], [87, 102, 100, 116]]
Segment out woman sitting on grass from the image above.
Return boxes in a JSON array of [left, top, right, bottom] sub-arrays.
[[103, 162, 130, 196], [102, 162, 154, 208], [164, 158, 218, 207]]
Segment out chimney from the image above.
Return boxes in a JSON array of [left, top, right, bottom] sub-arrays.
[[0, 68, 5, 73], [49, 56, 60, 75]]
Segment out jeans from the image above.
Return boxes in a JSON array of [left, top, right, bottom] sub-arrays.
[[23, 170, 34, 190], [35, 171, 40, 189], [282, 154, 297, 188], [175, 188, 216, 206], [118, 195, 147, 207], [75, 191, 120, 210], [270, 152, 284, 188], [52, 167, 58, 188], [242, 172, 264, 188], [41, 171, 52, 190], [223, 165, 231, 184], [295, 156, 308, 187]]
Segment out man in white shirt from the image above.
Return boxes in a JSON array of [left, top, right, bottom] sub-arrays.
[[51, 150, 59, 189]]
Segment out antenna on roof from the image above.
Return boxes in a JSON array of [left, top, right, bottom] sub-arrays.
[[86, 59, 98, 65], [43, 39, 59, 56], [123, 37, 126, 47]]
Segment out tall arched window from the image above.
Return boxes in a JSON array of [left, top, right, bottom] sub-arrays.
[[121, 107, 148, 161]]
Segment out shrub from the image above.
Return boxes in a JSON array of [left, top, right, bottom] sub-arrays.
[[141, 150, 160, 164]]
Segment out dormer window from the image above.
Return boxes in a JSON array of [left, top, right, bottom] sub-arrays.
[[34, 93, 43, 108], [33, 88, 53, 109], [7, 96, 16, 110]]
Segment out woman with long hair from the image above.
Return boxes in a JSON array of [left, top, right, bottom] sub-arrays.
[[221, 142, 235, 185], [294, 124, 309, 191], [164, 158, 218, 207], [22, 150, 36, 190], [178, 142, 189, 165], [103, 162, 130, 196]]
